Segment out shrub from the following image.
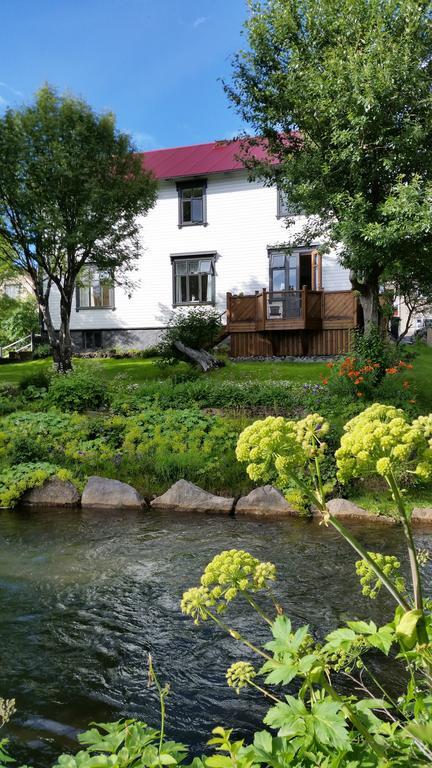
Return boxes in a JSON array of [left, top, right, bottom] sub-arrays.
[[32, 342, 52, 359], [18, 369, 51, 392], [47, 367, 108, 411], [158, 307, 223, 365]]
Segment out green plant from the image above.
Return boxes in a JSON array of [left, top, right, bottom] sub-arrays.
[[48, 368, 108, 411], [178, 404, 432, 765], [0, 462, 74, 508]]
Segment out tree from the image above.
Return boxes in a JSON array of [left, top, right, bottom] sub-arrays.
[[226, 0, 432, 331], [0, 85, 157, 370]]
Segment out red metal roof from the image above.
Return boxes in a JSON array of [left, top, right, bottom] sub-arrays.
[[140, 138, 277, 180]]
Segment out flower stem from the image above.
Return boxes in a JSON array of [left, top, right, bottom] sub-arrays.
[[322, 680, 387, 758], [386, 469, 423, 612]]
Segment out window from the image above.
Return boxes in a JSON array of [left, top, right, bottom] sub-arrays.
[[3, 283, 21, 299], [177, 180, 207, 226], [76, 266, 114, 309], [277, 188, 292, 217], [172, 255, 215, 305], [83, 330, 102, 350], [268, 248, 322, 292], [269, 251, 298, 291]]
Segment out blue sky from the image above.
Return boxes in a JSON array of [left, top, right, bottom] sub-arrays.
[[0, 0, 249, 150]]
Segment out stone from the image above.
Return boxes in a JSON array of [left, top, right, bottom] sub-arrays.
[[150, 479, 234, 514], [318, 498, 395, 523], [411, 507, 432, 524], [22, 477, 81, 507], [81, 476, 144, 509], [235, 485, 296, 517]]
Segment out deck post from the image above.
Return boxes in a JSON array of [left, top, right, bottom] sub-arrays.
[[226, 292, 232, 328], [259, 288, 267, 331], [302, 285, 307, 325]]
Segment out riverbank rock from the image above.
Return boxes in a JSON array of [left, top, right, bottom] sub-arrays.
[[151, 480, 234, 514], [22, 477, 81, 507], [411, 508, 432, 524], [235, 485, 297, 518], [321, 498, 395, 524], [81, 476, 144, 509]]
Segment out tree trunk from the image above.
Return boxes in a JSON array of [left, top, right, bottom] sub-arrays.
[[173, 340, 223, 372], [350, 272, 380, 334], [38, 293, 73, 373]]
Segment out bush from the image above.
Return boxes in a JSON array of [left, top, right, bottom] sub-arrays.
[[47, 367, 108, 411], [158, 307, 223, 365], [32, 342, 52, 359], [18, 369, 51, 392]]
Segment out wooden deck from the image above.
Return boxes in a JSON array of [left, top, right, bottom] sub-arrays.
[[226, 288, 358, 357]]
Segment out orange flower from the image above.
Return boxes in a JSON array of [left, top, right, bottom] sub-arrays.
[[356, 392, 363, 397], [386, 367, 398, 375], [403, 381, 410, 389], [322, 378, 328, 385], [327, 362, 334, 369]]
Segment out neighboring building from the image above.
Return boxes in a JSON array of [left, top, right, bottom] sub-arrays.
[[49, 139, 357, 356], [1, 273, 34, 300]]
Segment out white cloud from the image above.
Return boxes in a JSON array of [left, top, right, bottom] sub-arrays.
[[132, 131, 159, 150], [192, 16, 207, 28]]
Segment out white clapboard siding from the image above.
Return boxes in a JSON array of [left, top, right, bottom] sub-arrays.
[[48, 170, 351, 332]]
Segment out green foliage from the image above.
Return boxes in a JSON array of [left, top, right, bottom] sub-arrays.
[[158, 308, 223, 365], [0, 462, 73, 508], [0, 84, 157, 369], [48, 368, 109, 411], [0, 294, 38, 347], [227, 0, 432, 328]]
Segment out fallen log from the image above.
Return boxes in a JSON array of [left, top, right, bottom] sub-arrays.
[[173, 340, 224, 372]]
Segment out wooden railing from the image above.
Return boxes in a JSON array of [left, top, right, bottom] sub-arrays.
[[226, 288, 357, 332]]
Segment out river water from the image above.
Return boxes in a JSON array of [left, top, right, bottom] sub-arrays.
[[0, 507, 431, 766]]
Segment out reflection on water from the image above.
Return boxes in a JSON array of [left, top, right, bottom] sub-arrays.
[[0, 507, 431, 766]]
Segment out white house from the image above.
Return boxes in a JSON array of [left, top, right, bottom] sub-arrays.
[[49, 139, 355, 356]]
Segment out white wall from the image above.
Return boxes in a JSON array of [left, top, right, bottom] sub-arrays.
[[49, 170, 351, 332]]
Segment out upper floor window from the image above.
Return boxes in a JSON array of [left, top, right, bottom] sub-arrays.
[[172, 255, 215, 305], [3, 283, 21, 299], [177, 180, 207, 226], [277, 187, 298, 217], [76, 266, 114, 310]]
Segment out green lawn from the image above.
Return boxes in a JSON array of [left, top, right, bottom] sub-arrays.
[[0, 355, 326, 385]]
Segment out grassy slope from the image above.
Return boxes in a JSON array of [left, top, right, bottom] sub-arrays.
[[0, 344, 429, 407]]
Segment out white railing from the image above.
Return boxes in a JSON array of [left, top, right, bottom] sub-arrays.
[[0, 334, 34, 358]]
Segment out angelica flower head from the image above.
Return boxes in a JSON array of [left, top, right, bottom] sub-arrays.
[[200, 549, 276, 606], [335, 403, 432, 483], [180, 586, 213, 624], [226, 661, 256, 694]]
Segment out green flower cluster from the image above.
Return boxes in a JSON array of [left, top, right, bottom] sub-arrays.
[[235, 414, 329, 484], [180, 550, 276, 624], [356, 552, 406, 599], [201, 549, 276, 603], [335, 404, 432, 483], [226, 661, 256, 694]]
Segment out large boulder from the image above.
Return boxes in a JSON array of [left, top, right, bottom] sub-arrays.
[[81, 476, 144, 509], [235, 485, 296, 518], [320, 498, 395, 523], [151, 479, 234, 514], [22, 477, 81, 507], [411, 508, 432, 524]]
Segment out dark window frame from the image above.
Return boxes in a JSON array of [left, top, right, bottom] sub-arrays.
[[176, 179, 208, 227], [75, 265, 115, 311], [171, 251, 216, 306]]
